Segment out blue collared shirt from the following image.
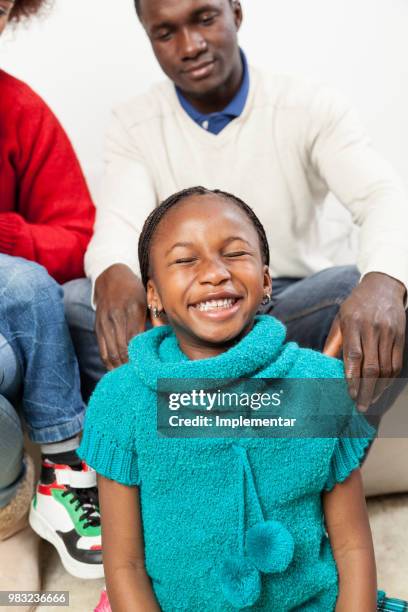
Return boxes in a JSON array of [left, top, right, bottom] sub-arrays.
[[176, 50, 250, 135]]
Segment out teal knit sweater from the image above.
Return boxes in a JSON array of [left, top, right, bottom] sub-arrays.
[[78, 316, 373, 611]]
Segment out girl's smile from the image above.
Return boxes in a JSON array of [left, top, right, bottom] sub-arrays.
[[189, 292, 242, 318]]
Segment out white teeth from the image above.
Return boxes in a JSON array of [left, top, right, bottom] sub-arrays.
[[194, 298, 236, 311]]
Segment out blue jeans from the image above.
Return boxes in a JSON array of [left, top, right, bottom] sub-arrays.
[[63, 278, 106, 402], [64, 266, 408, 416], [0, 395, 24, 508], [0, 255, 85, 443]]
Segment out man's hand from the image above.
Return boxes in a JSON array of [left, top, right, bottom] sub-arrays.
[[94, 264, 147, 370], [324, 272, 406, 411]]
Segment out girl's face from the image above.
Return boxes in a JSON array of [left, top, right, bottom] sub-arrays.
[[147, 194, 272, 359], [0, 0, 13, 35]]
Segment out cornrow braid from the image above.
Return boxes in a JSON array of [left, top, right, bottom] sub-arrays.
[[138, 186, 270, 289]]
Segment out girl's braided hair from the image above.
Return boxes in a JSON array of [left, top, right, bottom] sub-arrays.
[[138, 186, 270, 289], [9, 0, 50, 23]]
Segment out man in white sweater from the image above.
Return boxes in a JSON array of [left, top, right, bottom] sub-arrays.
[[64, 0, 407, 422]]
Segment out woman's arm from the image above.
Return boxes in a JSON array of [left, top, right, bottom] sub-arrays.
[[97, 474, 161, 612], [323, 468, 377, 611]]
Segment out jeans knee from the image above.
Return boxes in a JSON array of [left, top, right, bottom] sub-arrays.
[[0, 257, 62, 313], [334, 264, 360, 284]]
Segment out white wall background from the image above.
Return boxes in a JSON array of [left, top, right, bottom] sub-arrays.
[[1, 0, 407, 243]]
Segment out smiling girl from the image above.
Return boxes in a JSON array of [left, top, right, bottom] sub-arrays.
[[79, 187, 389, 611]]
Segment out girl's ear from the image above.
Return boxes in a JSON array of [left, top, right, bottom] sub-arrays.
[[146, 279, 164, 313], [146, 279, 167, 327], [263, 266, 272, 299]]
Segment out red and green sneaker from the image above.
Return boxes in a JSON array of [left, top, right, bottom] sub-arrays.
[[29, 459, 103, 579]]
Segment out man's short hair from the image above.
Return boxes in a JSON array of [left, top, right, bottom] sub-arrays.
[[134, 0, 234, 20]]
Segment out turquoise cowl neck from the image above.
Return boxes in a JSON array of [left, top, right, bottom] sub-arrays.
[[128, 315, 298, 389]]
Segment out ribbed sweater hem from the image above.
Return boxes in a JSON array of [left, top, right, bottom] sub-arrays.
[[325, 415, 375, 492], [77, 426, 140, 486]]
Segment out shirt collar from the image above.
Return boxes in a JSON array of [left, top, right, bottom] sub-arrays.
[[175, 49, 249, 123]]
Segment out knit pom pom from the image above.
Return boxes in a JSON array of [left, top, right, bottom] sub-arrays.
[[245, 520, 294, 574], [220, 556, 261, 608]]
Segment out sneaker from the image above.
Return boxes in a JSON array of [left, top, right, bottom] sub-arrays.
[[29, 459, 103, 579]]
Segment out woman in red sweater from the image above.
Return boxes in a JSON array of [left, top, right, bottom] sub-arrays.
[[0, 0, 103, 601]]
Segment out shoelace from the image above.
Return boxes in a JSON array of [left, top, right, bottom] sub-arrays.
[[62, 486, 101, 528]]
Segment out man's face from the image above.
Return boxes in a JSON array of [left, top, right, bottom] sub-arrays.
[[139, 0, 242, 97]]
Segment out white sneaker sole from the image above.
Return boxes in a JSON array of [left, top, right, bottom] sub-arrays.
[[29, 503, 104, 580]]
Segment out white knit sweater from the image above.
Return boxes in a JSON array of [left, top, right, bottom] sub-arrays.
[[85, 66, 408, 295]]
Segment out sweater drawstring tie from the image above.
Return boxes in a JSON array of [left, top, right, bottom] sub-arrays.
[[220, 445, 295, 609]]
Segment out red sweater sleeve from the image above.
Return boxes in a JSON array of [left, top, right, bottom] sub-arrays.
[[0, 75, 95, 284]]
